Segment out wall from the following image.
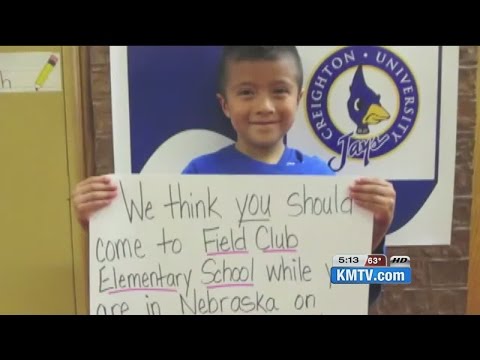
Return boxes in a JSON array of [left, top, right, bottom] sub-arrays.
[[0, 46, 83, 314], [86, 46, 478, 314]]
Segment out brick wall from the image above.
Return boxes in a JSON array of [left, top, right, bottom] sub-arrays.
[[87, 46, 478, 314], [89, 46, 114, 176]]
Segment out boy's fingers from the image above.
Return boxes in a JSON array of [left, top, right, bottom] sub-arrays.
[[351, 193, 395, 210], [77, 200, 113, 215], [75, 191, 117, 205], [349, 184, 395, 197], [82, 175, 112, 186], [75, 176, 114, 193], [354, 177, 389, 185], [75, 182, 117, 196], [350, 192, 386, 206], [353, 200, 385, 215]]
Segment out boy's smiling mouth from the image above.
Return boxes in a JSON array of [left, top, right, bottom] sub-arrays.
[[249, 120, 280, 125]]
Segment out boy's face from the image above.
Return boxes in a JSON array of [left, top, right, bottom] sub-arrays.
[[218, 57, 303, 151]]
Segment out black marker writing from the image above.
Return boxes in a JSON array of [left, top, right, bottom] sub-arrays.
[[145, 295, 162, 315], [201, 258, 254, 285], [96, 302, 129, 315], [203, 227, 247, 254], [236, 193, 271, 227], [287, 184, 352, 217], [265, 256, 312, 283], [255, 225, 299, 251], [95, 237, 145, 263], [0, 71, 11, 89], [294, 294, 316, 311], [120, 180, 155, 223], [157, 228, 182, 254], [163, 183, 222, 220], [179, 289, 279, 314]]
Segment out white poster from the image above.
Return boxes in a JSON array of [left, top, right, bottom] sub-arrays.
[[90, 175, 373, 315]]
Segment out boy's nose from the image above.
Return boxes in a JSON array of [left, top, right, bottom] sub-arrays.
[[255, 95, 275, 115]]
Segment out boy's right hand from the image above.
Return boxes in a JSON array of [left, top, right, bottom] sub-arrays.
[[72, 176, 118, 231]]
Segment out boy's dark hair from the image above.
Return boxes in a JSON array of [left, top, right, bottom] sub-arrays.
[[218, 46, 303, 95]]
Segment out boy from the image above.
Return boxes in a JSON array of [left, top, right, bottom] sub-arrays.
[[73, 46, 396, 306]]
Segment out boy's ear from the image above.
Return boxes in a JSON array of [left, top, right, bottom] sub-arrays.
[[297, 88, 305, 105], [217, 93, 230, 118]]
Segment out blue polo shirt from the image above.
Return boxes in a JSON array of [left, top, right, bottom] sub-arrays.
[[182, 144, 335, 175]]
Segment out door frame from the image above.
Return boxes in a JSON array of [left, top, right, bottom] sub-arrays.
[[63, 46, 95, 314], [467, 47, 480, 314]]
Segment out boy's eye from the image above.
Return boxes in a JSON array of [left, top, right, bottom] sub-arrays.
[[238, 89, 254, 96], [274, 88, 289, 94]]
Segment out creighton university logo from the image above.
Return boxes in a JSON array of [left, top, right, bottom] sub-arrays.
[[306, 46, 419, 172]]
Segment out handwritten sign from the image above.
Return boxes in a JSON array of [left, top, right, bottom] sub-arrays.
[[90, 175, 373, 315]]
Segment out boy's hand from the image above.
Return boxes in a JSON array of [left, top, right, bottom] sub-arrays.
[[349, 177, 396, 250], [72, 176, 118, 231]]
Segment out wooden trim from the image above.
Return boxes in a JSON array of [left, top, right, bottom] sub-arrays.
[[62, 46, 93, 314], [467, 47, 480, 314], [79, 47, 96, 178]]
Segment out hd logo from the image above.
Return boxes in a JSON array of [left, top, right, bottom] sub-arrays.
[[389, 256, 411, 267]]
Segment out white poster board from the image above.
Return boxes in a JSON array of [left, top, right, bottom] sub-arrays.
[[90, 175, 373, 315]]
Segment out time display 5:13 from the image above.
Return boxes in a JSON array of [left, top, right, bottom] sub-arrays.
[[338, 256, 359, 264]]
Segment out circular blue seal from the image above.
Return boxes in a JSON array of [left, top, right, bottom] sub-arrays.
[[306, 46, 419, 170]]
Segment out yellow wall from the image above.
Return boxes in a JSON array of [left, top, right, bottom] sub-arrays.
[[0, 46, 85, 314]]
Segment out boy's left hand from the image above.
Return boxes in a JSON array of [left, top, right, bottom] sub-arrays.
[[349, 177, 396, 250]]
